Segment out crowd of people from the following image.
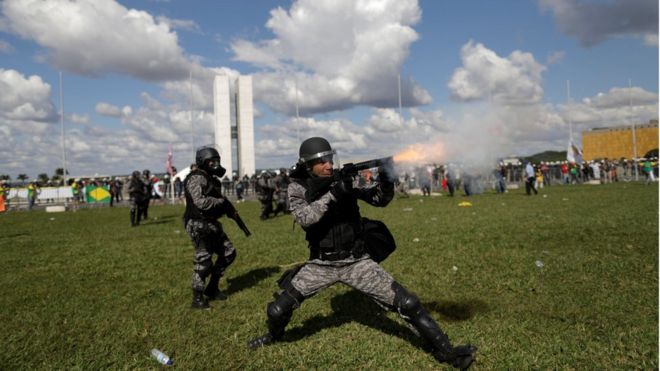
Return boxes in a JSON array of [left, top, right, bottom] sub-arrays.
[[395, 157, 659, 198]]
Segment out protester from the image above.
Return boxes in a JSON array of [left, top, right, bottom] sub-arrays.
[[524, 162, 538, 195]]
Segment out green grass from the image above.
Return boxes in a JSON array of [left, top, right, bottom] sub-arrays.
[[0, 182, 657, 370]]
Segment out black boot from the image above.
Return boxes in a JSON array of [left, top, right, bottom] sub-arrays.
[[247, 332, 275, 349], [393, 282, 476, 369], [433, 344, 478, 370], [247, 290, 298, 349], [191, 290, 210, 310], [410, 308, 476, 369], [204, 274, 228, 301]]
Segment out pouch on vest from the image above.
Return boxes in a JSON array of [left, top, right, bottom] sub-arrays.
[[361, 217, 396, 263]]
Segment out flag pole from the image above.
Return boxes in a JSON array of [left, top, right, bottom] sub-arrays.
[[190, 70, 194, 161], [629, 79, 638, 181], [59, 72, 68, 208], [567, 80, 573, 142], [295, 76, 300, 143]]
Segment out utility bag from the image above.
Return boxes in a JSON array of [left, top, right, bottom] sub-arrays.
[[361, 217, 396, 263]]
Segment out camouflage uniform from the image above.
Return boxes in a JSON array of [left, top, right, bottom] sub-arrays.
[[184, 170, 236, 302], [248, 140, 476, 368], [185, 218, 235, 292], [287, 181, 396, 305]]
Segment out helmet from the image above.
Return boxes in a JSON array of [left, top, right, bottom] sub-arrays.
[[142, 169, 150, 177], [195, 145, 226, 177], [132, 170, 141, 178], [298, 137, 338, 169]]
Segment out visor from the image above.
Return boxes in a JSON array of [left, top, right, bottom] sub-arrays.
[[299, 149, 337, 164]]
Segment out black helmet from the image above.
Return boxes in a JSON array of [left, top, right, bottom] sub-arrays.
[[195, 145, 226, 177], [298, 137, 336, 167], [142, 169, 150, 177], [132, 170, 141, 178]]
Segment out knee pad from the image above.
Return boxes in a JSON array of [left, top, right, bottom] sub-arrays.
[[267, 290, 301, 324], [392, 281, 421, 318]]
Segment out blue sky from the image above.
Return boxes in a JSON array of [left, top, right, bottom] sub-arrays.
[[0, 0, 658, 179]]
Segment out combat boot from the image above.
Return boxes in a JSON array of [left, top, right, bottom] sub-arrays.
[[191, 290, 210, 310], [247, 332, 275, 349], [433, 344, 478, 370], [204, 274, 228, 301]]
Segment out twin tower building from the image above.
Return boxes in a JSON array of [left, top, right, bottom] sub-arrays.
[[213, 75, 255, 178]]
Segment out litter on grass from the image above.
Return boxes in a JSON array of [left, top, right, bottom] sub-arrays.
[[403, 207, 413, 212], [458, 201, 472, 207], [413, 238, 420, 242], [535, 260, 544, 268]]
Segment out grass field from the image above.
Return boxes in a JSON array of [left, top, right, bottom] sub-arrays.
[[0, 182, 657, 370]]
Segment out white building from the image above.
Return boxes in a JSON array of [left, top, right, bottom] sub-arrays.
[[213, 75, 255, 178]]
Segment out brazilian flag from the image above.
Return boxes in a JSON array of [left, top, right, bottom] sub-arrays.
[[86, 185, 111, 204]]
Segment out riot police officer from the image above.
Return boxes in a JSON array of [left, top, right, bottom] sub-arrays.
[[139, 169, 152, 221], [183, 146, 237, 309], [272, 168, 290, 216], [247, 137, 476, 369], [256, 171, 274, 219], [128, 170, 146, 226]]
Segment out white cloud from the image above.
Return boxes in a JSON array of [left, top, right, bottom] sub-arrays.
[[96, 102, 123, 117], [231, 0, 431, 115], [539, 0, 658, 47], [643, 33, 658, 47], [0, 68, 56, 121], [1, 0, 195, 81], [448, 41, 546, 104]]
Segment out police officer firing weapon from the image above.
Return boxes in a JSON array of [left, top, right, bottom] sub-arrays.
[[247, 137, 477, 369], [184, 145, 250, 309]]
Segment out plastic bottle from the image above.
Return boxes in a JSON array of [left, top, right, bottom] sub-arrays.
[[151, 348, 173, 365]]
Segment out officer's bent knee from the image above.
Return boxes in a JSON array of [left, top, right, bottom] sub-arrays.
[[267, 291, 298, 320]]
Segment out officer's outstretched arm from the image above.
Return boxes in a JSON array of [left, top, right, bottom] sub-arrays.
[[288, 182, 333, 228]]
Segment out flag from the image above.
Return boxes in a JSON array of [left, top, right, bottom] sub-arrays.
[[566, 140, 583, 164], [86, 185, 111, 203], [165, 145, 174, 175]]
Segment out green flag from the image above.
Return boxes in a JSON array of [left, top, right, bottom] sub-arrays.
[[86, 185, 111, 203]]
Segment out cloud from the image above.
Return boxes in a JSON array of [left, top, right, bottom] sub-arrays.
[[0, 68, 56, 121], [231, 0, 431, 115], [1, 0, 195, 81], [96, 102, 124, 118], [584, 87, 659, 109], [539, 0, 659, 47], [448, 41, 546, 104], [546, 51, 565, 65], [156, 15, 202, 34]]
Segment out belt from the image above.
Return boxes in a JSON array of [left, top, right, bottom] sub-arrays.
[[309, 244, 365, 261]]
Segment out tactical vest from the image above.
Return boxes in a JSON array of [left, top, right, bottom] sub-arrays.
[[183, 169, 224, 222], [295, 178, 363, 257]]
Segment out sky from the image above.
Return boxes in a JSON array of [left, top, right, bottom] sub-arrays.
[[0, 0, 658, 179]]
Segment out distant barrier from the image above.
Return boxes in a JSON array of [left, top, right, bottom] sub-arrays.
[[5, 187, 74, 209]]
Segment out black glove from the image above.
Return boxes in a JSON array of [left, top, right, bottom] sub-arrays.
[[330, 177, 353, 201]]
